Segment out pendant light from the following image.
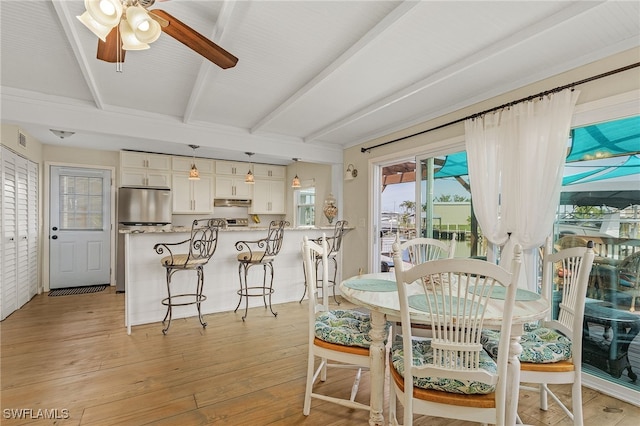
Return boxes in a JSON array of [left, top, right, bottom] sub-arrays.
[[245, 152, 255, 184], [291, 158, 301, 188], [188, 144, 200, 180]]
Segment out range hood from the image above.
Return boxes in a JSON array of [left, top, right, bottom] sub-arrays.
[[214, 199, 252, 207]]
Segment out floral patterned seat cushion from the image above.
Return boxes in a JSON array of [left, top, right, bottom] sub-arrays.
[[481, 327, 572, 363], [390, 339, 497, 395], [315, 310, 386, 348]]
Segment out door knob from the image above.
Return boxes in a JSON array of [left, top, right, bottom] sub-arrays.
[[51, 235, 58, 240], [52, 226, 58, 231]]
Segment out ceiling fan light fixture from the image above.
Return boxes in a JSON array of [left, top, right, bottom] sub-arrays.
[[77, 11, 113, 42], [127, 6, 151, 31], [84, 0, 122, 28], [119, 20, 150, 50], [134, 18, 161, 44]]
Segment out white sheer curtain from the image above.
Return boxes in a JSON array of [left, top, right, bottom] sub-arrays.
[[465, 89, 580, 290]]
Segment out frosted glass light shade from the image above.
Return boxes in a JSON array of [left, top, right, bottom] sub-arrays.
[[291, 175, 301, 188], [126, 6, 161, 44], [85, 0, 122, 27], [77, 11, 113, 42], [245, 171, 255, 184], [119, 21, 150, 50], [135, 18, 161, 44]]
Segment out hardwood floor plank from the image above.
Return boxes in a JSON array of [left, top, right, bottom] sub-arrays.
[[1, 287, 639, 425]]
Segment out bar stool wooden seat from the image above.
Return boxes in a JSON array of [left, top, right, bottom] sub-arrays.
[[234, 220, 289, 321], [299, 220, 349, 304], [153, 218, 225, 334]]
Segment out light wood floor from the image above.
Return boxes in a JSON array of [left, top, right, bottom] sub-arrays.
[[1, 286, 639, 425]]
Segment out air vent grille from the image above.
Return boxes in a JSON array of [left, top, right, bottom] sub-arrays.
[[18, 131, 26, 148]]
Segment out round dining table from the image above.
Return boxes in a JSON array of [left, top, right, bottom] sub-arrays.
[[340, 271, 550, 426]]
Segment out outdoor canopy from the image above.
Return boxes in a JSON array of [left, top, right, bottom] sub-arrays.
[[432, 115, 639, 185]]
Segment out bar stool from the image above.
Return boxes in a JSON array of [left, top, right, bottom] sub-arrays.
[[299, 220, 348, 304], [234, 220, 289, 321], [153, 218, 225, 334]]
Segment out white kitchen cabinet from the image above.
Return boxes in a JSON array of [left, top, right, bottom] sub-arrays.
[[172, 174, 214, 214], [250, 179, 285, 214], [120, 169, 171, 187], [120, 151, 171, 187], [215, 176, 253, 199], [1, 147, 38, 320], [172, 156, 214, 174], [121, 151, 171, 170], [253, 164, 285, 179], [216, 160, 251, 176]]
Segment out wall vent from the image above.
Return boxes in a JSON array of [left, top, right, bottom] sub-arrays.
[[18, 131, 27, 148]]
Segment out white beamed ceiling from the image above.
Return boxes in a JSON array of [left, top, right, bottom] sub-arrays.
[[1, 0, 639, 165]]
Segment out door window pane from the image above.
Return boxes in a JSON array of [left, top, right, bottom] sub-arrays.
[[58, 175, 104, 230]]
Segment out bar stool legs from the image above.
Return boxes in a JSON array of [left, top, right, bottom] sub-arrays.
[[161, 266, 208, 335], [235, 261, 277, 321]]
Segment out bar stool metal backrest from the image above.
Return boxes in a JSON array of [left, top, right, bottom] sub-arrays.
[[234, 220, 289, 321], [299, 220, 349, 305], [153, 218, 225, 334]]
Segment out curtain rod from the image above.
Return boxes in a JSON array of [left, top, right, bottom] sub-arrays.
[[360, 62, 640, 153]]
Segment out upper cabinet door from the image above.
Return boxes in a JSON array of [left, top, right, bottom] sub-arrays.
[[253, 164, 285, 179], [172, 157, 214, 174], [216, 160, 250, 176], [121, 152, 171, 170]]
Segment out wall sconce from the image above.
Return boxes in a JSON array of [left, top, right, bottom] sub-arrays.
[[345, 164, 358, 181], [291, 158, 301, 188]]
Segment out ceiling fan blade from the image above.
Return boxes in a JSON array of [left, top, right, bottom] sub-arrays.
[[150, 9, 238, 69], [97, 27, 125, 63]]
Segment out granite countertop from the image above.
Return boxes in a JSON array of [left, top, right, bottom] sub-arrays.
[[119, 225, 349, 234]]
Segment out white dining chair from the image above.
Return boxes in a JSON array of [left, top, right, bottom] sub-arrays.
[[302, 234, 389, 416], [482, 237, 595, 425], [398, 234, 457, 266], [389, 241, 522, 426]]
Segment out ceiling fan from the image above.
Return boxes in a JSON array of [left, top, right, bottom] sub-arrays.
[[77, 0, 238, 69]]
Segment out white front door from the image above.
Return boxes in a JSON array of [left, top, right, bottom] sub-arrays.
[[49, 166, 111, 289]]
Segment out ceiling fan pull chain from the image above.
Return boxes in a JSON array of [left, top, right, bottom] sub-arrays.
[[116, 24, 123, 73]]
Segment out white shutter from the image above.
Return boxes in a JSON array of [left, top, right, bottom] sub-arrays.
[[1, 148, 18, 319]]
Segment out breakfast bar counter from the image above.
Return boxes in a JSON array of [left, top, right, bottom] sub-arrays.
[[121, 225, 343, 333]]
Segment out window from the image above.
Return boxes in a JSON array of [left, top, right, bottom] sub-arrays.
[[295, 187, 315, 227]]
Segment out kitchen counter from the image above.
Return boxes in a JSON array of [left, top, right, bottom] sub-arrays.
[[122, 225, 351, 333], [119, 225, 345, 233]]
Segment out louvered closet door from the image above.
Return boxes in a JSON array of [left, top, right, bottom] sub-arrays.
[[15, 155, 30, 307], [1, 149, 18, 320], [27, 161, 39, 299]]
